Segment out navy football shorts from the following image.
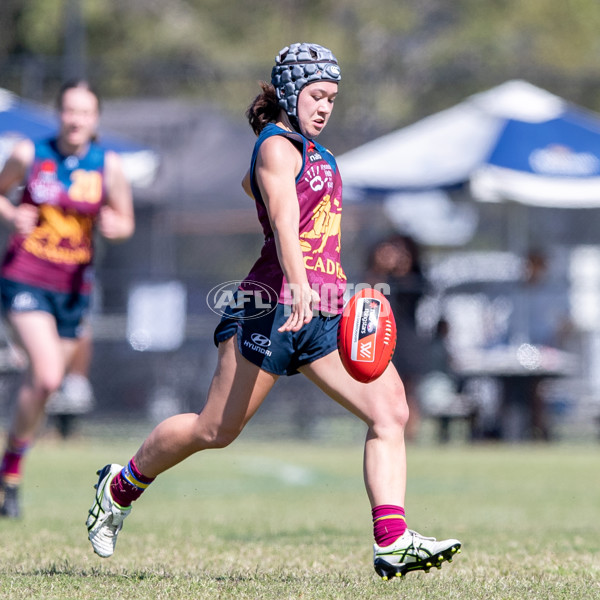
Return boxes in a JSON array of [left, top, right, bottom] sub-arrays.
[[214, 293, 341, 376], [0, 278, 90, 339]]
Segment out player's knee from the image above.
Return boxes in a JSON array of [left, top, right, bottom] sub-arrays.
[[201, 424, 242, 449], [370, 410, 409, 443], [383, 376, 408, 416], [370, 387, 410, 436], [383, 399, 409, 430], [33, 373, 63, 398]]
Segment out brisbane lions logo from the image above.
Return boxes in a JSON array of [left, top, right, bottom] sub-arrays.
[[299, 195, 341, 254]]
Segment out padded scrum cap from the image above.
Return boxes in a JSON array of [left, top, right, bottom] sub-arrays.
[[271, 43, 341, 119]]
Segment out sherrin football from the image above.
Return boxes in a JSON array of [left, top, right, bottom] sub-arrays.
[[338, 288, 397, 383]]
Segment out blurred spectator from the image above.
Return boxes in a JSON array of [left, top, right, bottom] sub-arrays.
[[512, 249, 572, 348], [418, 318, 457, 434], [365, 234, 429, 441], [428, 318, 453, 375], [496, 248, 573, 441]]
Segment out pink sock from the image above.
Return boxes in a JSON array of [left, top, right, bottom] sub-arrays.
[[0, 437, 30, 485], [110, 457, 155, 507], [372, 504, 407, 547]]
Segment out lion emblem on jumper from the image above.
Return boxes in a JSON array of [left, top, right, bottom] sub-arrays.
[[299, 195, 341, 254]]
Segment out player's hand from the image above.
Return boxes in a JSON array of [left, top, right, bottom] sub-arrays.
[[97, 205, 119, 239], [12, 204, 39, 235], [97, 205, 134, 241], [278, 284, 320, 333]]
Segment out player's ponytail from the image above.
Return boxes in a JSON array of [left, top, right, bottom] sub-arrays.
[[246, 81, 280, 136]]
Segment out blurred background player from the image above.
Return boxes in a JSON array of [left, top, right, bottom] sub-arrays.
[[0, 79, 135, 517], [45, 327, 95, 439], [85, 43, 460, 579], [498, 248, 573, 441]]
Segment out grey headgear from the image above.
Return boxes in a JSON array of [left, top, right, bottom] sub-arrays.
[[271, 43, 341, 122]]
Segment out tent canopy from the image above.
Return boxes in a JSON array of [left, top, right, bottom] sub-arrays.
[[471, 106, 600, 208], [337, 80, 600, 208]]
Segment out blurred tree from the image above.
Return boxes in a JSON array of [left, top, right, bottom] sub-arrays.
[[1, 0, 600, 150], [62, 0, 87, 81], [0, 1, 24, 56]]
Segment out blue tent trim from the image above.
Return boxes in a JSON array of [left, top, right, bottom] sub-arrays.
[[345, 180, 468, 201], [487, 108, 600, 178]]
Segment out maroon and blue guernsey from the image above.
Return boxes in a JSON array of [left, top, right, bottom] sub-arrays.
[[1, 138, 107, 294], [243, 123, 346, 314]]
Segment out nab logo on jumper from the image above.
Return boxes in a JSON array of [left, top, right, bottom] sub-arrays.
[[307, 141, 323, 163]]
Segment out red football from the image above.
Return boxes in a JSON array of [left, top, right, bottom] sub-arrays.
[[338, 288, 397, 383]]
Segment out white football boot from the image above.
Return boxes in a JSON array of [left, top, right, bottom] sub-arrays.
[[86, 464, 131, 558], [373, 529, 461, 580]]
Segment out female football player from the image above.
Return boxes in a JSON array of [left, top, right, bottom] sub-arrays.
[[86, 43, 460, 579], [0, 80, 134, 518]]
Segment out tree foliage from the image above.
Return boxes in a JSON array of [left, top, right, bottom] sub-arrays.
[[1, 0, 600, 148]]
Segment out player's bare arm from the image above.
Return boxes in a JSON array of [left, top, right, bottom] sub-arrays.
[[0, 140, 38, 232], [241, 169, 252, 198], [255, 135, 318, 332], [98, 150, 135, 242]]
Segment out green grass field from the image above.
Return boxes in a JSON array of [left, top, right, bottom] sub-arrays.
[[0, 431, 598, 599]]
